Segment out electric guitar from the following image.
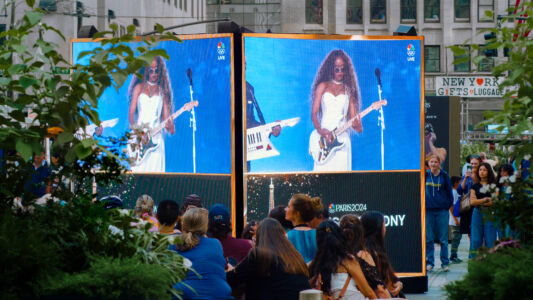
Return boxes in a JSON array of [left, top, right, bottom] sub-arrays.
[[246, 117, 300, 161], [309, 100, 387, 165], [128, 100, 198, 167]]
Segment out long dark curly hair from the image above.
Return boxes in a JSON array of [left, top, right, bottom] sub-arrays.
[[361, 211, 399, 286], [128, 56, 174, 121], [309, 220, 350, 295], [311, 49, 361, 121]]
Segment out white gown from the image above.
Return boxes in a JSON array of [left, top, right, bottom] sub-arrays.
[[131, 92, 165, 172], [313, 91, 351, 171]]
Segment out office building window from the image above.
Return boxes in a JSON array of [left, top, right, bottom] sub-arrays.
[[454, 45, 470, 72], [479, 0, 494, 22], [306, 0, 323, 24], [401, 0, 416, 23], [424, 46, 440, 73], [184, 0, 187, 12], [455, 0, 470, 21], [424, 0, 440, 22], [478, 45, 494, 72], [370, 0, 386, 23], [347, 0, 363, 24]]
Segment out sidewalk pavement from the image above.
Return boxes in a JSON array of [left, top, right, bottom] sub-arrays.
[[405, 235, 470, 300]]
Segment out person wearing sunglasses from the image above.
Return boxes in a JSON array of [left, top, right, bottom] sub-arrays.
[[128, 56, 175, 172], [311, 49, 362, 171]]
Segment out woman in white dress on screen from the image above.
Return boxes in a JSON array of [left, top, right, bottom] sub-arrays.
[[128, 56, 174, 172], [311, 49, 363, 171]]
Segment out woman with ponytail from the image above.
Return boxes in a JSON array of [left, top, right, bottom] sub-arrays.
[[309, 220, 377, 299], [170, 207, 232, 299], [340, 215, 392, 298]]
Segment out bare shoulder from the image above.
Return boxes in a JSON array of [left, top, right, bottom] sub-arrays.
[[357, 250, 376, 266]]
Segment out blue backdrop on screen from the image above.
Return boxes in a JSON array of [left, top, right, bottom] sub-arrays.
[[245, 37, 422, 172], [72, 37, 232, 174]]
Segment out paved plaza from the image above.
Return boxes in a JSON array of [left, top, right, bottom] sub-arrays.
[[406, 235, 470, 300]]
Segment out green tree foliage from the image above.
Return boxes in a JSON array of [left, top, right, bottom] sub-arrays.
[[0, 1, 187, 299], [450, 1, 532, 241]]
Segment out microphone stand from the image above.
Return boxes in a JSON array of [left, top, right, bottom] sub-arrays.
[[376, 69, 385, 170], [187, 69, 197, 173]]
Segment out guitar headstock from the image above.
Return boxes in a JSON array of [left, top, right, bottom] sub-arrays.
[[184, 100, 199, 111], [372, 99, 387, 110]]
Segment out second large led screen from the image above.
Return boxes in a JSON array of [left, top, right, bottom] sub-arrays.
[[244, 36, 422, 173]]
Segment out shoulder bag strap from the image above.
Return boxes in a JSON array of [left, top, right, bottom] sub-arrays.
[[336, 274, 352, 300]]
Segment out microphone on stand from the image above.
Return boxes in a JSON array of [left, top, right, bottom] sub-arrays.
[[375, 67, 385, 170], [187, 68, 197, 173], [187, 68, 193, 87], [375, 68, 381, 86]]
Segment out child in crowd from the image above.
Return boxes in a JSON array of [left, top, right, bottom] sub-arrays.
[[449, 176, 462, 263], [156, 199, 180, 235], [134, 194, 159, 231]]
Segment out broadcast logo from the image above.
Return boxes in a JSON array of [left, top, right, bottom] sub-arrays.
[[328, 203, 367, 214], [407, 44, 415, 62], [217, 42, 226, 60]]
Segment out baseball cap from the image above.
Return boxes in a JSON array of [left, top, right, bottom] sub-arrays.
[[180, 194, 203, 215], [208, 204, 230, 226]]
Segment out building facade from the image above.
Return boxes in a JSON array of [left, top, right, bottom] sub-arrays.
[[1, 0, 208, 62]]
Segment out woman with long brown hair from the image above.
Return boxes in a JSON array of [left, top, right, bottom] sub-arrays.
[[469, 162, 499, 257], [226, 218, 310, 300], [361, 211, 404, 297], [310, 49, 362, 171], [128, 56, 174, 172]]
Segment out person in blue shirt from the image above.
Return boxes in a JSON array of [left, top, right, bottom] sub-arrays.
[[24, 152, 51, 202], [169, 207, 232, 300], [285, 194, 318, 263], [425, 154, 454, 272]]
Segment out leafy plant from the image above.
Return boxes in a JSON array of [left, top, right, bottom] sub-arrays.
[[444, 246, 533, 300], [0, 1, 187, 299], [450, 1, 532, 242]]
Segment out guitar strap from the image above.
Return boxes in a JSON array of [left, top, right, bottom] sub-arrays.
[[248, 84, 266, 125]]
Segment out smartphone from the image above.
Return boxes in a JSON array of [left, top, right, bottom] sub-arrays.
[[467, 165, 472, 171]]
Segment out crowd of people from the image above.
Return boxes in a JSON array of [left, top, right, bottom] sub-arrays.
[[125, 192, 406, 299], [17, 147, 531, 298], [424, 151, 530, 272]]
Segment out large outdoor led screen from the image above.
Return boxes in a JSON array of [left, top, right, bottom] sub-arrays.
[[244, 35, 423, 173], [72, 34, 233, 174]]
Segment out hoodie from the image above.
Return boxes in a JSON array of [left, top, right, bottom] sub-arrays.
[[425, 169, 454, 210]]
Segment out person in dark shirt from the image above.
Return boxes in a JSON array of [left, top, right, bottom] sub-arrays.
[[226, 218, 310, 300], [24, 152, 51, 201], [245, 81, 281, 171], [207, 203, 252, 266], [425, 154, 454, 272]]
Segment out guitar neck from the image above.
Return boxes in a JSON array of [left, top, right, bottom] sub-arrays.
[[334, 105, 375, 136], [152, 108, 185, 136]]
